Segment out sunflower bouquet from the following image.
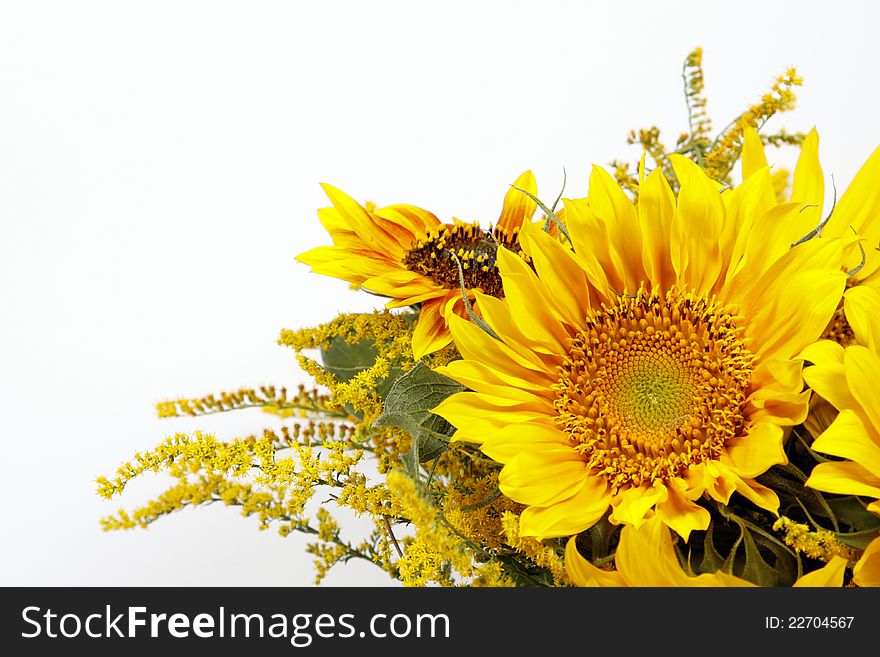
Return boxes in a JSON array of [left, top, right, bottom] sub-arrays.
[[98, 49, 880, 588]]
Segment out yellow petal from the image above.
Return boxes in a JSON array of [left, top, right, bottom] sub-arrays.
[[845, 345, 880, 433], [830, 145, 880, 280], [361, 269, 438, 298], [723, 423, 787, 478], [691, 571, 756, 587], [520, 199, 608, 300], [614, 516, 695, 586], [853, 536, 880, 587], [733, 202, 843, 315], [496, 247, 571, 349], [444, 311, 551, 379], [689, 461, 736, 505], [789, 128, 824, 239], [803, 361, 860, 416], [385, 287, 451, 308], [608, 482, 667, 528], [562, 197, 626, 293], [316, 204, 356, 237], [518, 476, 611, 539], [496, 170, 538, 233], [297, 245, 397, 281], [741, 127, 769, 180], [434, 392, 553, 444], [438, 358, 549, 397], [793, 556, 848, 587], [368, 212, 423, 251], [479, 422, 570, 462], [637, 168, 677, 290], [411, 299, 452, 359], [825, 144, 880, 239], [374, 203, 441, 236], [811, 409, 880, 478], [320, 183, 398, 253], [668, 154, 725, 292], [587, 165, 644, 291], [719, 466, 780, 514], [517, 221, 590, 328], [654, 478, 710, 541], [745, 358, 810, 426], [500, 449, 588, 506], [844, 286, 880, 351], [564, 537, 624, 587], [806, 461, 880, 498], [718, 166, 776, 291], [726, 202, 801, 295], [799, 339, 845, 367], [613, 518, 755, 587], [470, 290, 562, 360], [745, 267, 846, 362]]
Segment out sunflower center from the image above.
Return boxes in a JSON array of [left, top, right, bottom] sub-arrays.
[[821, 303, 855, 347], [611, 355, 693, 433], [403, 223, 520, 297], [553, 286, 754, 492]]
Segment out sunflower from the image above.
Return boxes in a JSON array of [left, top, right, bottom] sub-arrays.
[[801, 338, 880, 586], [432, 156, 851, 541], [564, 515, 848, 587], [742, 127, 880, 348], [296, 172, 538, 359]]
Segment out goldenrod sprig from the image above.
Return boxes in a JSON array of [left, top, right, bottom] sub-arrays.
[[156, 384, 343, 420], [703, 67, 803, 182], [682, 47, 712, 146], [773, 517, 856, 563]]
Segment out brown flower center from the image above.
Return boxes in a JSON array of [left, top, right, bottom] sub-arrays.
[[821, 304, 855, 347], [403, 223, 521, 297]]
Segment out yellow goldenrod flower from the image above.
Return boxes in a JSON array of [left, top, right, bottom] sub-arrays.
[[386, 470, 511, 586], [742, 126, 880, 348], [433, 157, 851, 542], [801, 335, 880, 587], [772, 516, 854, 562], [296, 172, 538, 359], [564, 515, 848, 587]]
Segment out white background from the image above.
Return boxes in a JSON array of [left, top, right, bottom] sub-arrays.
[[2, 0, 879, 586]]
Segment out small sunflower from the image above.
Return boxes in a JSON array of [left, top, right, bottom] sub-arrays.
[[801, 338, 880, 586], [564, 515, 847, 587], [296, 172, 538, 359], [433, 157, 851, 541], [742, 127, 880, 349]]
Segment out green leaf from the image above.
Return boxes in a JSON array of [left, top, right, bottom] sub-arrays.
[[738, 525, 781, 586], [827, 496, 880, 532], [319, 336, 404, 417], [752, 530, 800, 585], [375, 362, 465, 476], [699, 520, 727, 574], [320, 336, 378, 381], [835, 527, 880, 551], [714, 507, 799, 586]]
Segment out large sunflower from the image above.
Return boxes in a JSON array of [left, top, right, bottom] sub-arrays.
[[296, 172, 538, 359], [433, 156, 851, 541], [742, 127, 880, 348], [801, 338, 880, 586], [564, 515, 847, 587]]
